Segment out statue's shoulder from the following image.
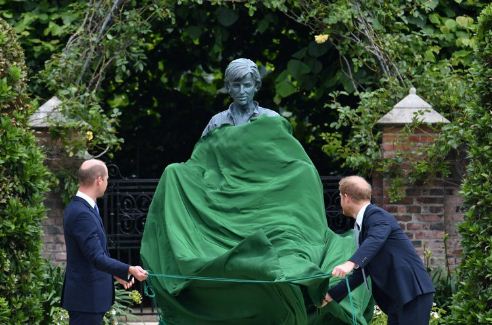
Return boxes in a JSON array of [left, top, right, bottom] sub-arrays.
[[258, 106, 280, 117], [209, 109, 230, 123]]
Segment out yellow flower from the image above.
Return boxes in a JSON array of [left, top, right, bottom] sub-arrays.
[[130, 290, 143, 304], [314, 34, 329, 44], [86, 130, 94, 141]]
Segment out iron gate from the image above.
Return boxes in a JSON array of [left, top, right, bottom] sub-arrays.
[[100, 165, 349, 316]]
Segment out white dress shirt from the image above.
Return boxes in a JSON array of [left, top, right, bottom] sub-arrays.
[[76, 191, 96, 209]]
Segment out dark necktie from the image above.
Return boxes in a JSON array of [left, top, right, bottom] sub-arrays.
[[94, 204, 104, 227], [354, 223, 360, 247]]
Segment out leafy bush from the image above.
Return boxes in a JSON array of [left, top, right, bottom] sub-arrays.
[[48, 289, 142, 325], [0, 17, 51, 323], [371, 304, 446, 324], [446, 4, 492, 324], [40, 261, 65, 324]]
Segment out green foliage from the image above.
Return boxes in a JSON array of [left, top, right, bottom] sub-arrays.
[[39, 261, 65, 324], [103, 286, 142, 324], [0, 296, 9, 324], [0, 17, 51, 324], [446, 4, 492, 324], [266, 0, 483, 199], [0, 0, 84, 94], [431, 267, 457, 312], [40, 262, 143, 325], [371, 303, 446, 324], [35, 0, 175, 158]]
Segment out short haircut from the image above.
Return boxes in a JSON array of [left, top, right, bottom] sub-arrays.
[[224, 58, 261, 90], [339, 176, 372, 202], [78, 164, 107, 186]]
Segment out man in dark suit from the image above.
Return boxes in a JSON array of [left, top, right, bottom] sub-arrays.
[[322, 176, 435, 325], [62, 159, 148, 325]]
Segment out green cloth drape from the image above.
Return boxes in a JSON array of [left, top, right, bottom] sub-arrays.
[[140, 116, 373, 324]]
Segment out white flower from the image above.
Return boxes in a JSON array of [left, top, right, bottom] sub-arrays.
[[111, 309, 117, 315], [373, 305, 383, 315], [431, 311, 440, 319], [314, 34, 329, 44]]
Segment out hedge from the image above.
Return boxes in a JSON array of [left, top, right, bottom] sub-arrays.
[[0, 17, 51, 324], [447, 4, 492, 324]]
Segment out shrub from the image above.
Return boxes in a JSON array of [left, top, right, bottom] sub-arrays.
[[40, 262, 142, 325], [40, 261, 65, 324], [0, 17, 51, 323], [446, 4, 492, 324]]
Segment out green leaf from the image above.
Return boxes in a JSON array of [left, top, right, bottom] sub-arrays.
[[292, 47, 307, 59], [429, 13, 441, 24], [275, 72, 297, 98], [444, 19, 457, 31], [307, 41, 328, 57], [424, 49, 436, 62], [287, 59, 310, 80], [456, 16, 474, 28], [184, 26, 202, 41], [216, 7, 238, 27]]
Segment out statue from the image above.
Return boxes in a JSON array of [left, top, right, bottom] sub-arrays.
[[201, 58, 279, 137], [141, 58, 373, 325]]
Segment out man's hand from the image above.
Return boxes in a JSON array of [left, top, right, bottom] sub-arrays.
[[320, 293, 334, 308], [115, 276, 134, 289], [129, 265, 148, 281], [332, 261, 356, 278]]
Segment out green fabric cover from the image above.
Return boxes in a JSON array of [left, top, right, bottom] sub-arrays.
[[140, 116, 373, 324]]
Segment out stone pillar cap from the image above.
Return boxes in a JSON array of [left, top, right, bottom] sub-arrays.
[[377, 87, 450, 125], [28, 96, 65, 128]]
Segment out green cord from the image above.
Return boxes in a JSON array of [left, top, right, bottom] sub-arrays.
[[143, 280, 155, 298], [147, 272, 331, 283], [345, 277, 357, 325]]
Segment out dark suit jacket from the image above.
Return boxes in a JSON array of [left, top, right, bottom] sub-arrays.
[[328, 204, 434, 312], [61, 196, 129, 313]]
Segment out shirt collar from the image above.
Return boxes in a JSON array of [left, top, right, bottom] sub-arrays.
[[226, 101, 260, 124], [355, 202, 370, 229], [76, 190, 96, 209]]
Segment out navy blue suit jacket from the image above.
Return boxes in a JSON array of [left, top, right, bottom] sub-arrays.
[[328, 204, 434, 312], [61, 196, 129, 313]]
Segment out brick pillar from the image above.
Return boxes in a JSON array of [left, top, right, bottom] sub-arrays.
[[373, 88, 463, 269], [29, 97, 81, 264]]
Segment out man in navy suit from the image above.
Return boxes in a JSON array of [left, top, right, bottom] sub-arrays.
[[322, 176, 434, 325], [62, 159, 148, 325]]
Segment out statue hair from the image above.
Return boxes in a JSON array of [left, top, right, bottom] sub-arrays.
[[224, 58, 261, 90]]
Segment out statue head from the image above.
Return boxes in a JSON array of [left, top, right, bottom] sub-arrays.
[[224, 58, 261, 90], [224, 58, 261, 108]]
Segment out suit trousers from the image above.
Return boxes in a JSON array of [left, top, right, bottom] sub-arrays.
[[69, 310, 105, 325], [387, 293, 434, 325]]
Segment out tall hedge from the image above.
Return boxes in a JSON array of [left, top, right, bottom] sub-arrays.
[[0, 18, 51, 323], [447, 4, 492, 324]]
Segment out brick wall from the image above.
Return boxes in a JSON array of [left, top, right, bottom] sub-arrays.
[[34, 128, 80, 265], [372, 125, 463, 269]]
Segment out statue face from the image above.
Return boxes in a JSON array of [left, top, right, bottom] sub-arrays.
[[228, 73, 257, 108]]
